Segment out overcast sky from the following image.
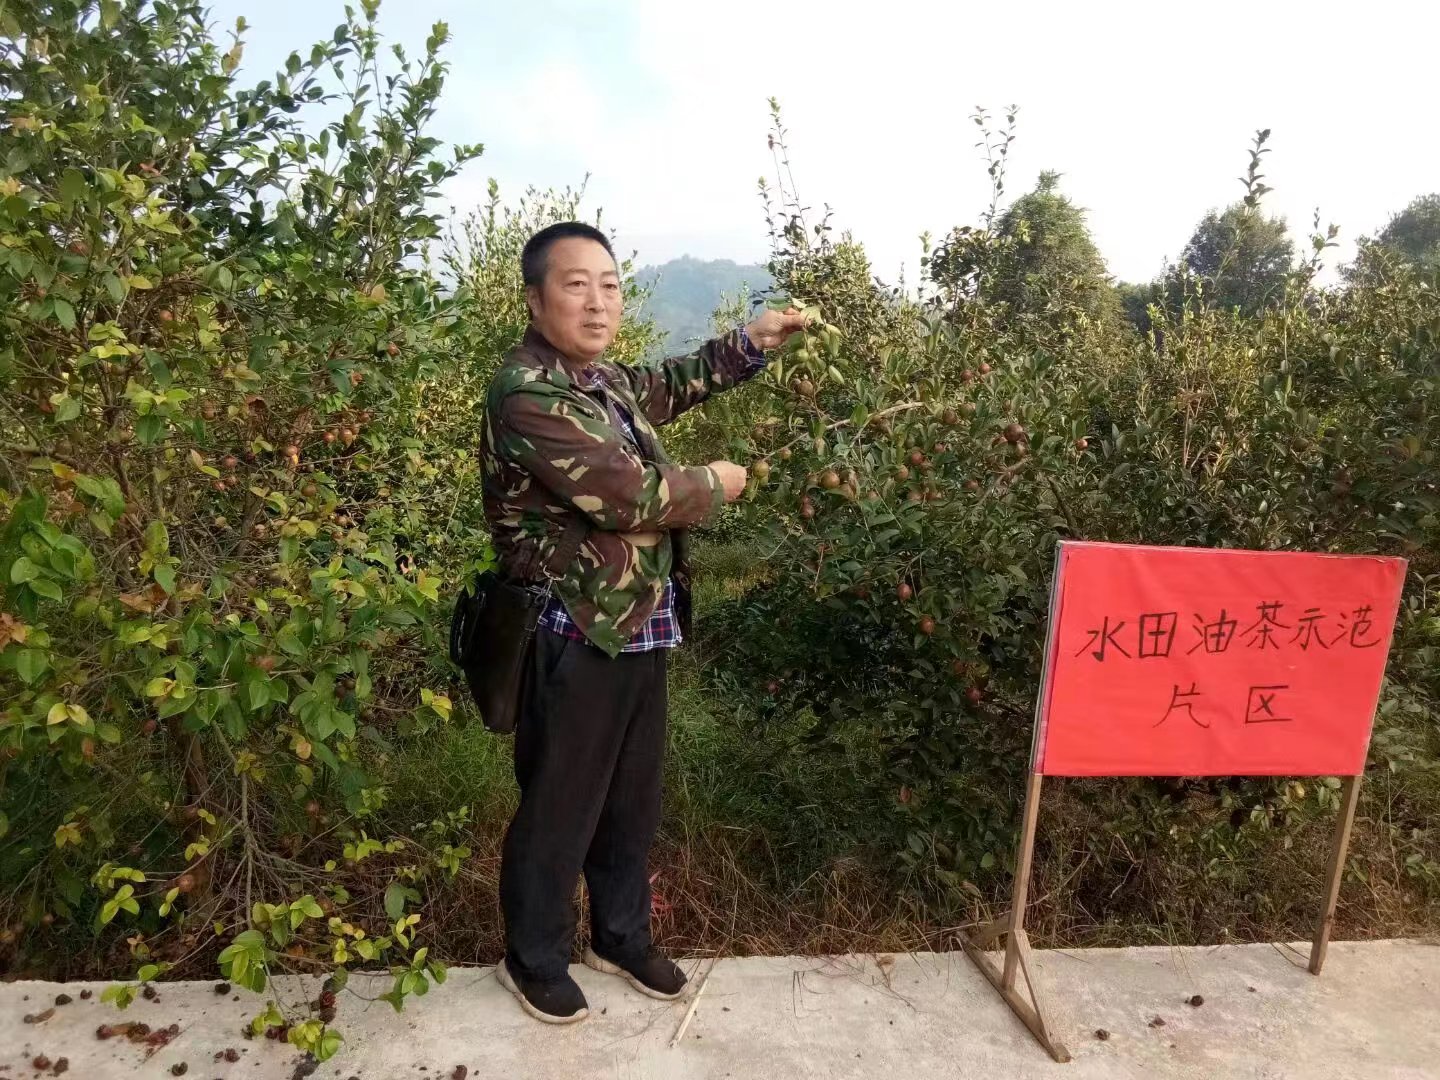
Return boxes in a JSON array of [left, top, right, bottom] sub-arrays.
[[208, 0, 1439, 285]]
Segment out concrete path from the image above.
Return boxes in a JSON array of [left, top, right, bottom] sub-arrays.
[[3, 940, 1437, 1078]]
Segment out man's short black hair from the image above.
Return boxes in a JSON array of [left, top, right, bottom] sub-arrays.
[[521, 222, 616, 289]]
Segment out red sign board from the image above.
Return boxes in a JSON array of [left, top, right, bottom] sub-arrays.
[[1034, 542, 1406, 777]]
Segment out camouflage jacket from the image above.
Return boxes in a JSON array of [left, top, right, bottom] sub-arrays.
[[480, 325, 765, 658]]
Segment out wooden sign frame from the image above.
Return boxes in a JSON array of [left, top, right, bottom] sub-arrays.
[[958, 768, 1363, 1063], [958, 543, 1385, 1063]]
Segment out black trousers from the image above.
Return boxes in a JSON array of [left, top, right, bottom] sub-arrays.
[[499, 628, 668, 982]]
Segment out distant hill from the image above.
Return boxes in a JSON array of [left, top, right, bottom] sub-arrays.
[[634, 256, 773, 355]]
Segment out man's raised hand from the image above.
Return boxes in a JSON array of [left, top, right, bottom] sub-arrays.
[[744, 306, 808, 351], [708, 461, 748, 503]]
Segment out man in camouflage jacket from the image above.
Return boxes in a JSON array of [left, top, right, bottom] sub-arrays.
[[480, 222, 805, 1024]]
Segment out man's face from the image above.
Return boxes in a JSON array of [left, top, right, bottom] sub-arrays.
[[528, 236, 622, 364]]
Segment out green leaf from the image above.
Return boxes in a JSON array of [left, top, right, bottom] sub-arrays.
[[52, 394, 82, 422], [275, 624, 305, 657], [316, 1029, 343, 1062], [244, 674, 270, 712], [29, 577, 63, 601], [135, 414, 165, 445], [101, 984, 136, 1009], [384, 882, 408, 920], [351, 649, 371, 698], [144, 677, 175, 698], [153, 563, 176, 595], [52, 299, 76, 330], [60, 169, 88, 206], [15, 649, 48, 684], [10, 556, 39, 584]]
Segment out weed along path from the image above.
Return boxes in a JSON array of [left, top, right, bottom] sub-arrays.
[[1, 940, 1435, 1079]]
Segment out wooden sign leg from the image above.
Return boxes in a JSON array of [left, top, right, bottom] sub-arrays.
[[1309, 774, 1362, 976], [959, 771, 1071, 1063]]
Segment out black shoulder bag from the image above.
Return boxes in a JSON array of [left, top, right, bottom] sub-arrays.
[[448, 517, 589, 734]]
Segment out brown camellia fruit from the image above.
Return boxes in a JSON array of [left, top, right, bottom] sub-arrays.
[[964, 479, 981, 492], [779, 446, 792, 461], [176, 874, 195, 894], [386, 342, 400, 357], [349, 370, 364, 387], [305, 800, 321, 818], [897, 582, 913, 602], [979, 362, 992, 375], [894, 465, 910, 482], [753, 459, 771, 480], [142, 719, 158, 736], [766, 680, 779, 695], [961, 369, 975, 383], [222, 455, 238, 470], [157, 309, 174, 323], [820, 470, 840, 489], [1004, 423, 1026, 444], [898, 786, 912, 804], [284, 443, 300, 459], [942, 408, 959, 426], [906, 489, 923, 503], [961, 402, 977, 417], [1074, 437, 1089, 452], [201, 402, 217, 420], [919, 616, 936, 636], [966, 686, 985, 705], [340, 428, 356, 446], [301, 483, 318, 498], [323, 430, 337, 444], [799, 497, 815, 520], [952, 658, 967, 676], [909, 450, 925, 467], [255, 655, 276, 673]]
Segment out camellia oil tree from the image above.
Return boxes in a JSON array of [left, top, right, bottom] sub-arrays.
[[1, 0, 480, 1063], [716, 108, 1438, 920], [725, 111, 1111, 894]]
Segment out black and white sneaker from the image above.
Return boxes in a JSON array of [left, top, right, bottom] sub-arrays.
[[583, 946, 688, 1001], [495, 958, 590, 1024]]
